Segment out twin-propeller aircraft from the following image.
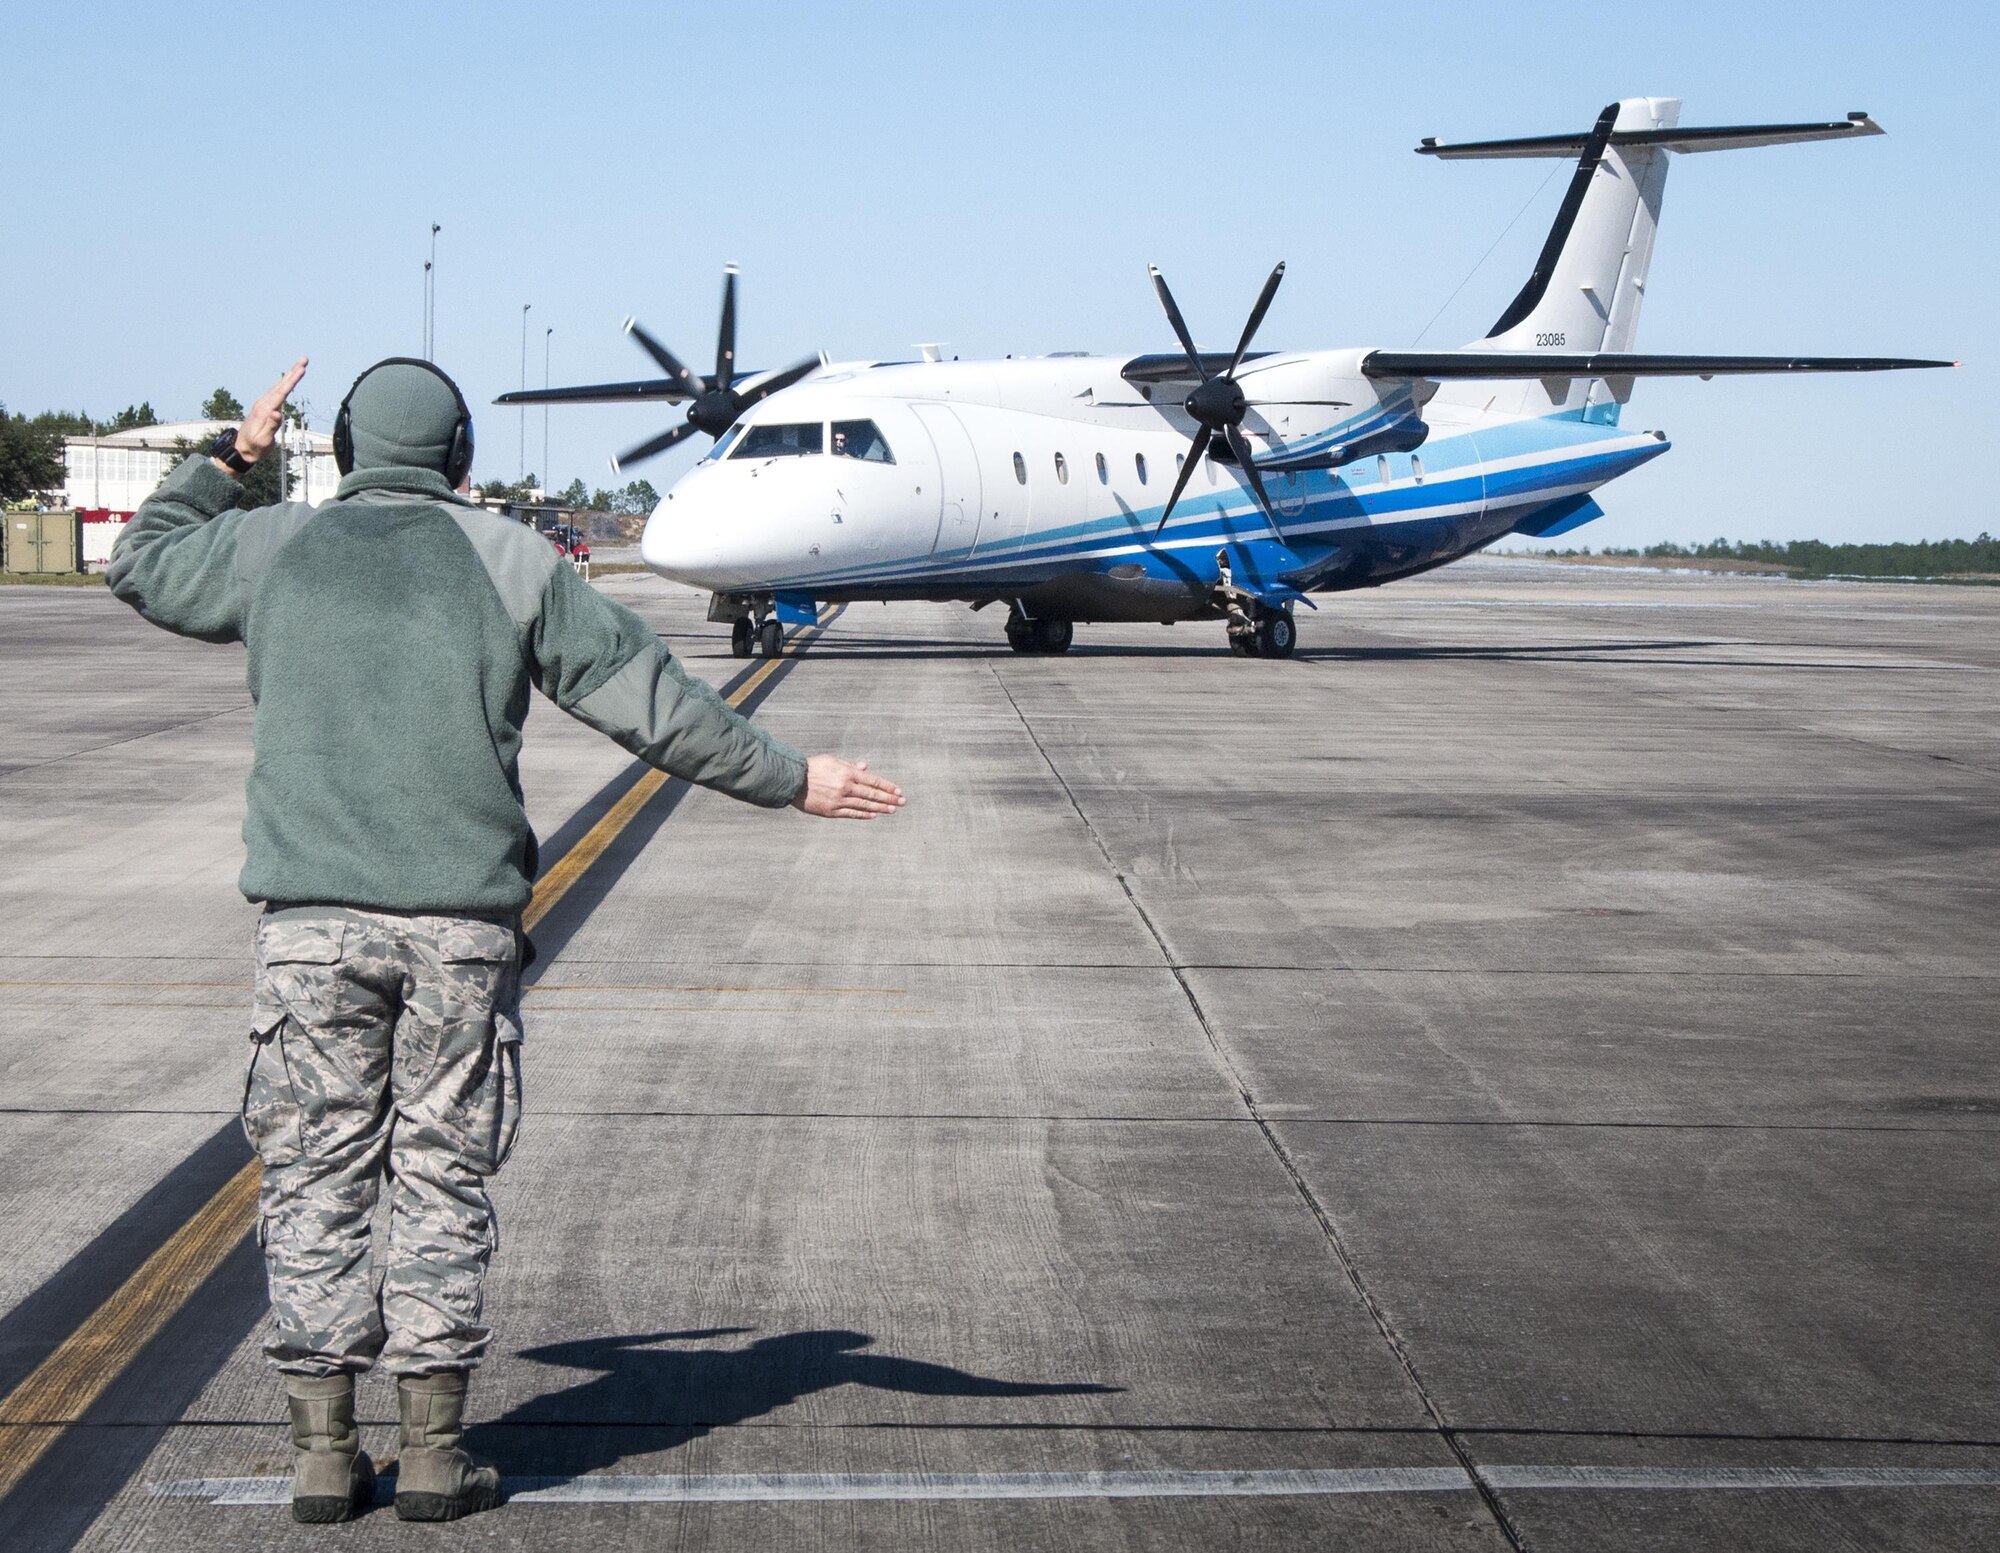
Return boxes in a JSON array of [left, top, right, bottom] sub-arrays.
[[500, 98, 1951, 659]]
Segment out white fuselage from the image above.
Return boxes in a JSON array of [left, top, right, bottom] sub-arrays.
[[639, 350, 1665, 619]]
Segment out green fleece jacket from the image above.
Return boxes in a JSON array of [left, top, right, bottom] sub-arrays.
[[108, 456, 805, 914]]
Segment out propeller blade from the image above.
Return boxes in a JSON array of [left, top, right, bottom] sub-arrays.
[[1148, 265, 1208, 381], [1223, 425, 1278, 525], [609, 419, 699, 474], [1153, 430, 1212, 535], [715, 265, 738, 388], [735, 354, 820, 408], [624, 319, 706, 399], [1226, 261, 1286, 379]]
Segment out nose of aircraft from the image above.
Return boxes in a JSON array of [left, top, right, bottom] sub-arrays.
[[638, 472, 726, 582]]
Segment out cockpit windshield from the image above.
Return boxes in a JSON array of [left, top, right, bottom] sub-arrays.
[[831, 419, 894, 464], [730, 421, 823, 459], [705, 425, 745, 462]]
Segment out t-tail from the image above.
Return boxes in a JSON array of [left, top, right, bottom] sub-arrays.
[[1363, 98, 1951, 422]]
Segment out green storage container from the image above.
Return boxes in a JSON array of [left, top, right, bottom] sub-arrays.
[[3, 511, 81, 574]]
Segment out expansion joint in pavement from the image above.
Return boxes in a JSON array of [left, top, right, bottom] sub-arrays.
[[0, 700, 253, 782], [988, 665, 1531, 1553]]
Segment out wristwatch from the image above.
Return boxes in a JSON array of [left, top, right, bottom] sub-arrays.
[[208, 427, 254, 474]]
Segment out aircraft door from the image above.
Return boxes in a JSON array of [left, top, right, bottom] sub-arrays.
[[1455, 427, 1493, 550], [909, 402, 981, 558]]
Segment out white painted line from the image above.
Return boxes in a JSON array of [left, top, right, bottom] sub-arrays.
[[1481, 1466, 2000, 1492], [150, 1463, 2000, 1507], [153, 1467, 1467, 1506]]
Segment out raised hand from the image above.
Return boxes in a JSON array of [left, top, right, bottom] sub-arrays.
[[232, 357, 309, 466], [792, 755, 905, 820]]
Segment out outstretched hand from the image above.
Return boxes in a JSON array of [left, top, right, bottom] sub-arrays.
[[229, 357, 309, 467], [793, 755, 904, 820]]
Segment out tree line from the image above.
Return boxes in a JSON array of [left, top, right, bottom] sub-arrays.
[[474, 474, 659, 514], [1565, 536, 2000, 579]]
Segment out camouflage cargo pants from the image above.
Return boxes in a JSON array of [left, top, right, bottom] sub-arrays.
[[243, 906, 524, 1376]]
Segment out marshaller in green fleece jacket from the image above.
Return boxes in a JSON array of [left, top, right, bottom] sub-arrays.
[[109, 451, 804, 913], [106, 356, 903, 1525]]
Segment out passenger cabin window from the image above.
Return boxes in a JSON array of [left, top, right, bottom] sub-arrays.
[[1013, 451, 1027, 484], [831, 419, 894, 463], [1054, 452, 1069, 484], [1411, 455, 1425, 483], [731, 421, 823, 459], [1095, 452, 1108, 484], [707, 425, 745, 461], [1376, 455, 1391, 484], [1135, 452, 1148, 484]]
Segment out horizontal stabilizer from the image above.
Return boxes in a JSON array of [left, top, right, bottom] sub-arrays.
[[1364, 351, 1955, 381], [1418, 112, 1883, 160]]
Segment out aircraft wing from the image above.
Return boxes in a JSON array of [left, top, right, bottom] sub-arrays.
[[495, 377, 695, 406], [1362, 351, 1955, 381], [493, 364, 803, 407], [1121, 351, 1278, 386]]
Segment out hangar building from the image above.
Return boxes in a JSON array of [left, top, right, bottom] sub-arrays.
[[63, 420, 340, 515]]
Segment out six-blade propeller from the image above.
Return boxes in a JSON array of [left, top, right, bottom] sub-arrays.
[[611, 267, 820, 472], [1146, 260, 1287, 535]]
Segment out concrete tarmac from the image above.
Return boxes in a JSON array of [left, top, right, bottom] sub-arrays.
[[0, 557, 1994, 1550]]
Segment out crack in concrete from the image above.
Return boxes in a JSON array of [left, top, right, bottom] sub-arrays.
[[989, 662, 1531, 1552]]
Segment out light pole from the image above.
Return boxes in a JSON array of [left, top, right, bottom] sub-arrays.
[[519, 303, 531, 484], [426, 224, 440, 359], [543, 326, 553, 504]]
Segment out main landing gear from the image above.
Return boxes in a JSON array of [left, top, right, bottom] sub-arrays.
[[1215, 549, 1296, 659], [1229, 608, 1296, 658], [1005, 606, 1074, 655]]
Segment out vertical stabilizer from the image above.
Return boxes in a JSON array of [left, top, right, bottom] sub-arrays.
[[1480, 98, 1679, 357], [1452, 97, 1679, 417], [1413, 100, 1903, 419]]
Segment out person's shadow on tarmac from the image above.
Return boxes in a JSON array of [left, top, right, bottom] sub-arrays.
[[468, 1327, 1120, 1480]]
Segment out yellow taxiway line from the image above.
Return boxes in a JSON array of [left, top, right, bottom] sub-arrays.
[[0, 1159, 261, 1496], [0, 614, 828, 1501]]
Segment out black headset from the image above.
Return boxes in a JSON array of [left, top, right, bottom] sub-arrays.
[[331, 357, 476, 488]]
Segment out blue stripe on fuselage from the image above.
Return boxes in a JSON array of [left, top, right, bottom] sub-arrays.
[[750, 414, 1664, 594]]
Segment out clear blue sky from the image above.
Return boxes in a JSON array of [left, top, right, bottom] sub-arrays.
[[6, 1, 1991, 547]]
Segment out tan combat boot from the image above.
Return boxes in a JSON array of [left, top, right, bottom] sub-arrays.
[[393, 1371, 503, 1521], [285, 1372, 376, 1523]]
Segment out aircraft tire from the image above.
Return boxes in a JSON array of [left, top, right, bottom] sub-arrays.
[[1230, 632, 1256, 657], [1032, 619, 1074, 654], [758, 619, 784, 659], [1255, 612, 1296, 659], [731, 618, 754, 658]]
